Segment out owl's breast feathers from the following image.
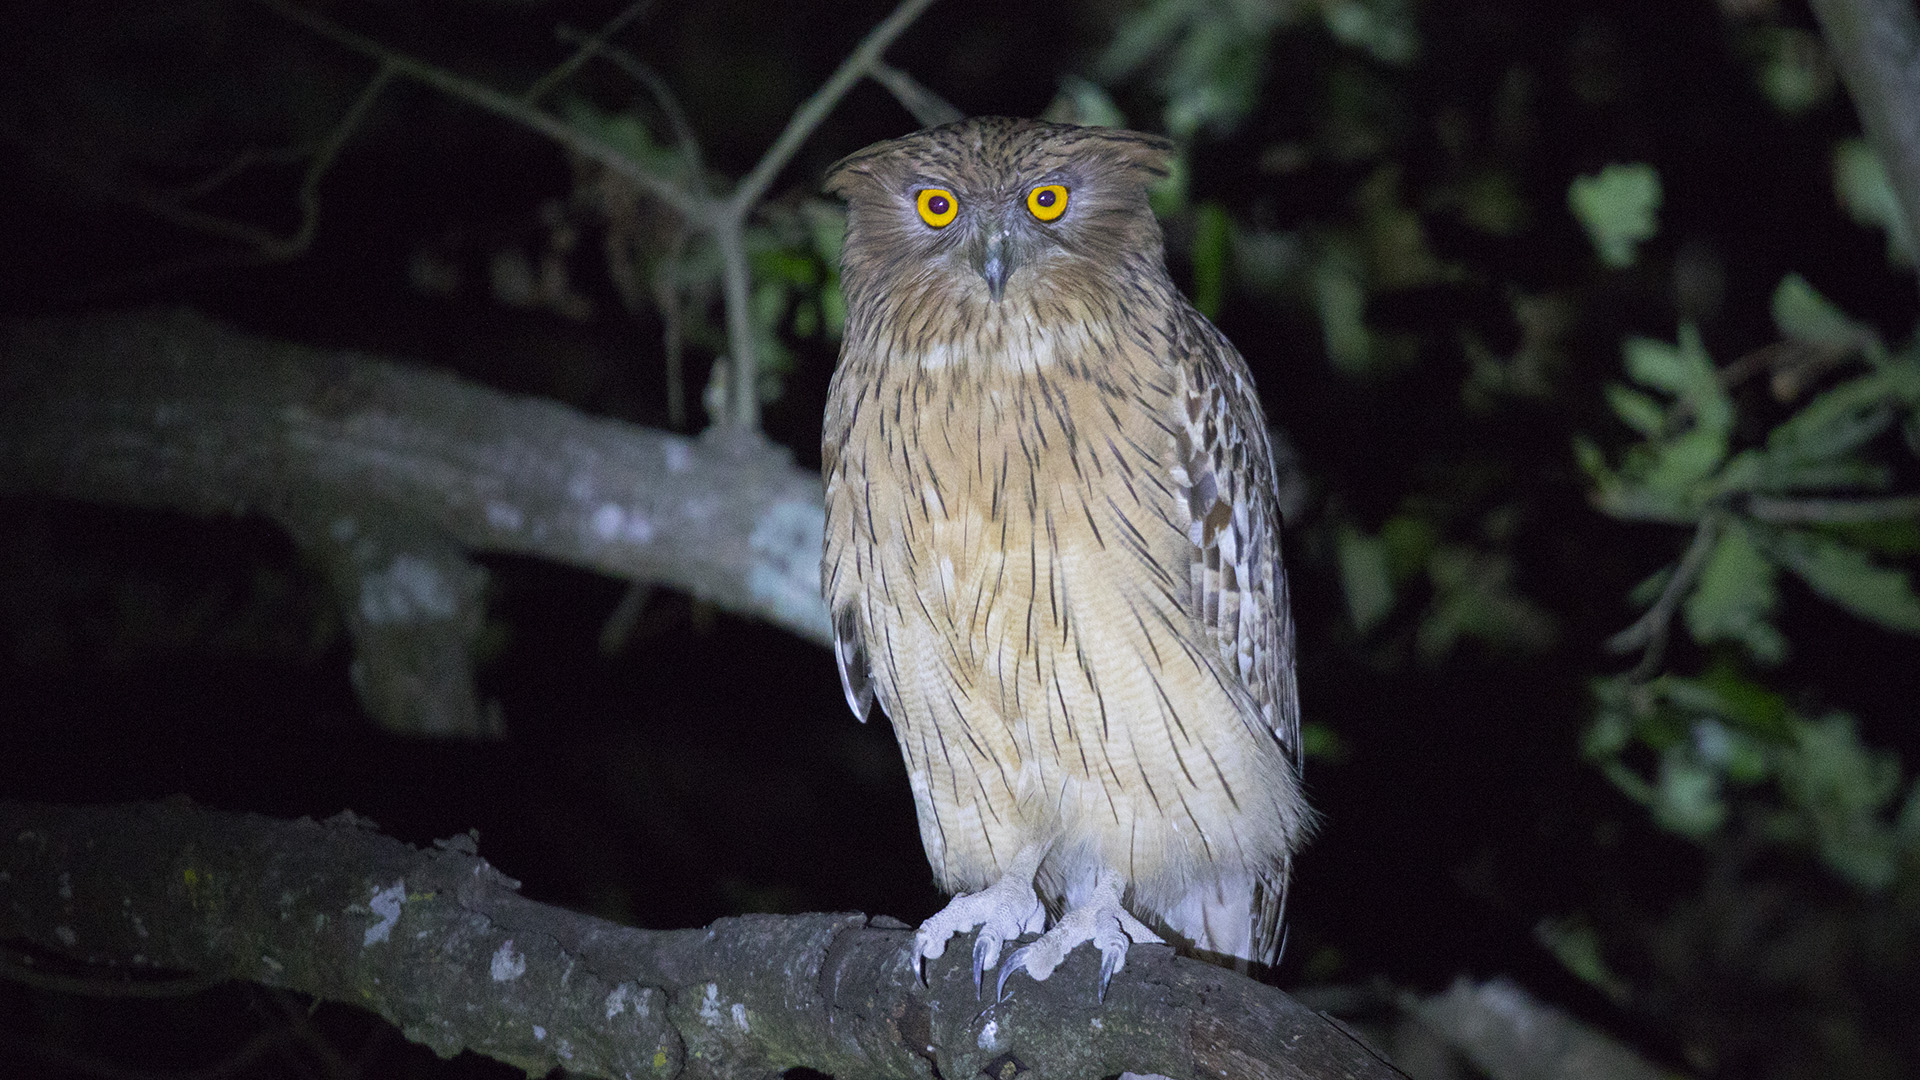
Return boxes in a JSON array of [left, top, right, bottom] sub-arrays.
[[823, 280, 1309, 963]]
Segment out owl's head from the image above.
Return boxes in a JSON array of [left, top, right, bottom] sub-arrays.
[[825, 117, 1174, 311]]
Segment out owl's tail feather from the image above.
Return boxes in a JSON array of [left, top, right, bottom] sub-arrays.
[[1141, 863, 1289, 972]]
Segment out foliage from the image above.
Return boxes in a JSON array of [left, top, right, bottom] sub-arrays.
[[1569, 163, 1663, 270], [5, 0, 1920, 1076]]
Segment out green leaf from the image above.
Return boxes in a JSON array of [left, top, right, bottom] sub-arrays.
[[753, 249, 819, 287], [1417, 547, 1557, 660], [1688, 717, 1769, 786], [560, 98, 687, 178], [1898, 778, 1920, 846], [1313, 246, 1373, 375], [1535, 918, 1630, 1003], [1698, 663, 1793, 739], [803, 202, 847, 263], [1623, 324, 1715, 397], [819, 281, 847, 338], [1627, 565, 1672, 608], [1584, 677, 1636, 759], [1641, 424, 1730, 503], [1148, 151, 1190, 218], [1684, 520, 1786, 663], [1777, 713, 1904, 891], [1321, 0, 1420, 65], [1834, 139, 1915, 266], [1653, 748, 1727, 838], [1753, 28, 1834, 115], [1337, 525, 1395, 634], [1191, 202, 1232, 319], [1299, 722, 1349, 763], [1768, 529, 1920, 634], [1569, 163, 1662, 269], [1043, 75, 1128, 129], [1766, 366, 1913, 467], [1380, 514, 1440, 580], [1573, 435, 1614, 485], [1771, 273, 1875, 355], [1604, 384, 1667, 437]]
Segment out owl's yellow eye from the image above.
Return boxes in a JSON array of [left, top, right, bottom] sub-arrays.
[[916, 188, 959, 228], [1026, 184, 1069, 222]]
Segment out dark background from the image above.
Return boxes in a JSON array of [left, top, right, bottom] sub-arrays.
[[1, 1, 1915, 1077]]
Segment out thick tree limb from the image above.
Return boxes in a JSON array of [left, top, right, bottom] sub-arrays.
[[1811, 0, 1920, 274], [0, 309, 831, 731], [0, 800, 1404, 1080], [1409, 978, 1670, 1080]]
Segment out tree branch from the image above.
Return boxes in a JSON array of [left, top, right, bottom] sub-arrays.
[[868, 62, 965, 127], [256, 0, 703, 219], [1605, 510, 1723, 680], [258, 0, 942, 436], [716, 0, 942, 430], [725, 0, 940, 220], [1810, 0, 1920, 278], [0, 800, 1404, 1080], [0, 309, 832, 731], [524, 0, 660, 106], [1745, 493, 1920, 523]]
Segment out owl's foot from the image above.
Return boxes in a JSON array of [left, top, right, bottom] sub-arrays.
[[913, 843, 1048, 993], [996, 869, 1162, 1002]]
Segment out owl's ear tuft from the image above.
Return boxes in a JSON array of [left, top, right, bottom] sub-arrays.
[[822, 156, 866, 200], [824, 138, 909, 200], [1095, 128, 1176, 179]]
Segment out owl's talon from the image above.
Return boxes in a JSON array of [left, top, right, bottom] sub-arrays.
[[995, 944, 1030, 1001], [990, 868, 1164, 1000], [971, 927, 1004, 995], [1098, 944, 1125, 1002], [911, 852, 1047, 992]]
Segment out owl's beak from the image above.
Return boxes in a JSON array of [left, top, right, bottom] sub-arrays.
[[977, 227, 1017, 303]]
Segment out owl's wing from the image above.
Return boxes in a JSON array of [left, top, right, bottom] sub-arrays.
[[821, 428, 876, 724], [1164, 308, 1301, 969], [1170, 310, 1301, 767], [831, 603, 875, 723]]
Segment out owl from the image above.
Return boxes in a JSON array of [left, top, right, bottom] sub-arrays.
[[821, 117, 1311, 995]]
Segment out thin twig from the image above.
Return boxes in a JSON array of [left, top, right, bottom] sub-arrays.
[[7, 62, 393, 303], [261, 0, 942, 436], [160, 148, 270, 203], [524, 0, 658, 105], [257, 0, 702, 219], [6, 61, 387, 261], [717, 222, 760, 430], [869, 61, 964, 126], [1607, 511, 1724, 681], [725, 0, 940, 219], [282, 61, 398, 258], [715, 0, 942, 429], [1746, 494, 1920, 523], [654, 230, 691, 429], [553, 27, 704, 178]]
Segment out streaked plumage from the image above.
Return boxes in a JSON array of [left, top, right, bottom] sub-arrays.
[[821, 117, 1311, 985]]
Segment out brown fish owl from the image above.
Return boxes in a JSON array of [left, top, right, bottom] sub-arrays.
[[821, 117, 1311, 992]]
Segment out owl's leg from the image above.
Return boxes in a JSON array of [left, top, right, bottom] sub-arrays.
[[996, 866, 1163, 1001], [913, 841, 1049, 992]]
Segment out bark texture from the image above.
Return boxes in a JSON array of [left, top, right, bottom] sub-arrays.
[[0, 799, 1406, 1080], [0, 309, 831, 733]]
